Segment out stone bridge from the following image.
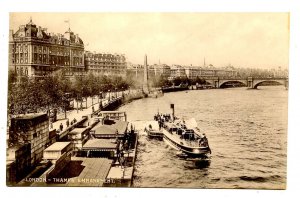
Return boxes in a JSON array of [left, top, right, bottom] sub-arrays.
[[203, 77, 288, 89]]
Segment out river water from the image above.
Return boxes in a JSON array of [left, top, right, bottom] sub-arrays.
[[118, 86, 288, 189]]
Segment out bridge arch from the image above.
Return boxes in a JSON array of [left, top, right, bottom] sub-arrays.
[[253, 80, 286, 89], [219, 80, 247, 88]]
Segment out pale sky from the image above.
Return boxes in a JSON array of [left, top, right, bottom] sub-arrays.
[[10, 12, 289, 69]]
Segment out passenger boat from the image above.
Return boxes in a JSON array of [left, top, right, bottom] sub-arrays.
[[196, 84, 214, 90], [154, 104, 211, 158], [161, 83, 189, 93], [144, 121, 163, 140]]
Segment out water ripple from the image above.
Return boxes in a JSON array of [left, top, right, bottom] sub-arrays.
[[120, 86, 287, 189]]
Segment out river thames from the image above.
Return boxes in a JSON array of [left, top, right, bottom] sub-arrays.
[[118, 86, 288, 189]]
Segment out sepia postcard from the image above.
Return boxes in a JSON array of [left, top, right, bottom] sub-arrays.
[[5, 11, 289, 192]]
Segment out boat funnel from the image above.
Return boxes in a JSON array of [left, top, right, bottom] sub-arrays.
[[170, 103, 175, 121]]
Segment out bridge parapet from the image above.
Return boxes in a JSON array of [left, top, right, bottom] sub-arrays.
[[198, 76, 288, 89], [247, 77, 288, 89]]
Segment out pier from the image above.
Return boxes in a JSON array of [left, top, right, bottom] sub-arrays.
[[13, 92, 141, 187]]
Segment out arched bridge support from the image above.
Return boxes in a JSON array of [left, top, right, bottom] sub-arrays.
[[201, 76, 288, 89], [247, 77, 288, 89]]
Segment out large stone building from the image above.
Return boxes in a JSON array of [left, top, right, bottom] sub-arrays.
[[9, 19, 85, 78], [84, 51, 126, 77], [185, 65, 238, 79]]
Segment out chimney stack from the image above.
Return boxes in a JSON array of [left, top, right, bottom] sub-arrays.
[[9, 30, 14, 42]]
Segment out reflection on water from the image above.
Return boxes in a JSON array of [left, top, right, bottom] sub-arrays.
[[118, 86, 288, 189]]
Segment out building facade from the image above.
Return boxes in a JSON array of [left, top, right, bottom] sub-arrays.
[[67, 127, 90, 152], [185, 66, 201, 79], [9, 19, 240, 80], [153, 64, 171, 78], [84, 51, 126, 77], [169, 65, 187, 80], [9, 19, 84, 78]]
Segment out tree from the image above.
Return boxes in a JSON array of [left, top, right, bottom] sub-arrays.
[[86, 72, 98, 106]]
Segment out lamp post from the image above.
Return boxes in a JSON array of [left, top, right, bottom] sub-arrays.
[[99, 91, 103, 110], [108, 90, 110, 102], [115, 87, 117, 98], [62, 94, 67, 119]]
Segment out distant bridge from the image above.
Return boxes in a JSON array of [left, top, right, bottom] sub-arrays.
[[202, 77, 288, 89]]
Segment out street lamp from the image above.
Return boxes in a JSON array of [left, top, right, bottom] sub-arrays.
[[62, 94, 67, 119], [99, 91, 103, 110], [108, 90, 110, 101]]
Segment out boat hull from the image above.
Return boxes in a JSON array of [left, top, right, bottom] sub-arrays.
[[146, 129, 164, 140], [161, 87, 189, 93], [162, 130, 211, 158]]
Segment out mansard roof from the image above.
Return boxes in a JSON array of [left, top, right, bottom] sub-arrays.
[[13, 20, 50, 40], [12, 18, 84, 46]]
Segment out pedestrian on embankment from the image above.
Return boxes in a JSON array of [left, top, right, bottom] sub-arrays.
[[59, 123, 63, 131]]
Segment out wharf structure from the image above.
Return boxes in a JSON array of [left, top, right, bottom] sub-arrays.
[[7, 113, 50, 184], [7, 100, 138, 187]]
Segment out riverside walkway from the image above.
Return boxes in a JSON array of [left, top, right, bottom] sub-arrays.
[[50, 97, 104, 133], [50, 90, 143, 138]]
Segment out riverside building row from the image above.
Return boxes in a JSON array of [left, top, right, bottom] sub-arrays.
[[9, 19, 240, 79], [126, 64, 239, 81], [9, 19, 127, 78]]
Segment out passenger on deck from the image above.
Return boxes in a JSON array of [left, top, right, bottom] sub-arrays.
[[130, 124, 134, 132], [202, 133, 208, 147], [123, 130, 128, 143], [198, 133, 208, 147], [59, 123, 63, 131]]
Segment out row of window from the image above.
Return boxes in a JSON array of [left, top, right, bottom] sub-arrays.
[[87, 63, 126, 67], [11, 44, 83, 56], [86, 58, 125, 62], [86, 61, 125, 64], [89, 66, 125, 70], [92, 70, 125, 74], [13, 59, 29, 64], [16, 67, 29, 76], [12, 56, 82, 65]]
